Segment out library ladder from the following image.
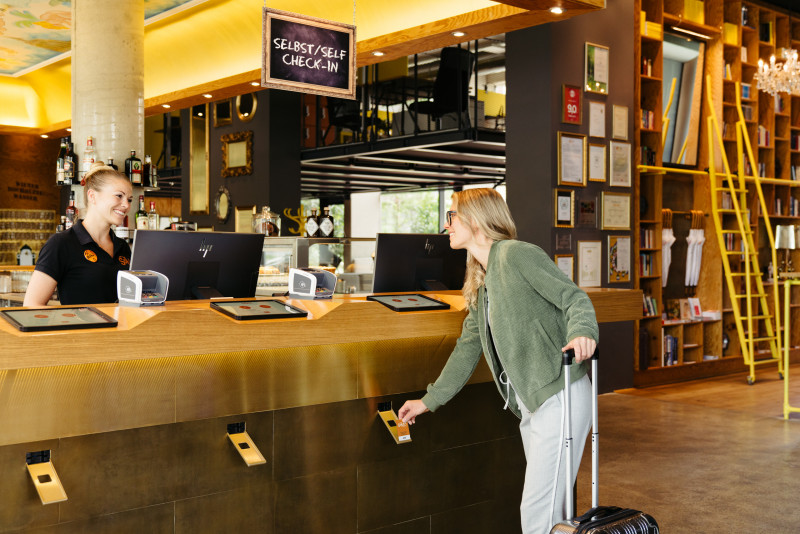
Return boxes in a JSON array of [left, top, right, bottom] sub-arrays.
[[705, 77, 783, 385]]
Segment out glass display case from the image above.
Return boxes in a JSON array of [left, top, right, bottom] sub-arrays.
[[257, 237, 375, 296]]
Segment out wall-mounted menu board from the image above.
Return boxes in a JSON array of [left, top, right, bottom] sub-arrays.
[[261, 8, 356, 99]]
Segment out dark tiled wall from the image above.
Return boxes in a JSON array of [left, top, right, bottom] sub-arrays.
[[0, 382, 524, 533]]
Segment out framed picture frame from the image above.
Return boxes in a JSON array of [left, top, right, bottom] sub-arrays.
[[578, 240, 602, 287], [555, 232, 572, 252], [557, 131, 587, 186], [588, 143, 606, 182], [588, 101, 605, 138], [214, 99, 232, 127], [554, 189, 574, 228], [235, 205, 256, 233], [562, 84, 582, 124], [221, 131, 254, 178], [555, 254, 574, 281], [609, 140, 632, 187], [607, 235, 631, 283], [612, 104, 628, 140], [578, 195, 597, 228], [585, 42, 609, 94], [601, 191, 631, 230]]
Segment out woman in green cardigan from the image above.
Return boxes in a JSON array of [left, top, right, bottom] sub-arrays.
[[399, 188, 598, 534]]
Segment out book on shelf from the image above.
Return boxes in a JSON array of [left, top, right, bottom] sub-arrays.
[[741, 46, 748, 63], [774, 94, 785, 113], [741, 104, 753, 120], [741, 83, 751, 100], [792, 165, 800, 181], [757, 125, 769, 147], [723, 23, 738, 46]]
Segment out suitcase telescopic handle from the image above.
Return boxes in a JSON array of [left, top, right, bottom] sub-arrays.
[[561, 346, 600, 519]]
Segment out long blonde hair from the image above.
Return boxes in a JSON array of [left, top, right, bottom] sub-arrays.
[[453, 188, 517, 308]]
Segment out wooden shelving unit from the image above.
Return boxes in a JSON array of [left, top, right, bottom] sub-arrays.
[[634, 0, 800, 386]]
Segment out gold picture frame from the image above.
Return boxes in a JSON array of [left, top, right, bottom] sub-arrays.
[[607, 235, 631, 283], [585, 42, 609, 94], [235, 205, 257, 233], [221, 130, 253, 178], [214, 99, 232, 127], [601, 191, 631, 230], [557, 131, 587, 187], [554, 189, 575, 228], [554, 254, 574, 282]]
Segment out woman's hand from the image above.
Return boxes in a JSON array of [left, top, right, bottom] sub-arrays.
[[562, 336, 597, 363], [398, 399, 429, 425]]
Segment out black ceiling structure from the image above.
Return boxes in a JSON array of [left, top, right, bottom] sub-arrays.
[[300, 128, 506, 199]]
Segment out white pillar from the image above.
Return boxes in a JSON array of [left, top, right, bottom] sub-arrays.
[[71, 0, 144, 206]]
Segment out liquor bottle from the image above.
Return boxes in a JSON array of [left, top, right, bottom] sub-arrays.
[[56, 138, 67, 185], [65, 191, 77, 230], [135, 195, 148, 229], [56, 215, 66, 233], [81, 136, 95, 185], [126, 150, 142, 185], [319, 206, 334, 237], [305, 209, 319, 238], [142, 155, 152, 188], [107, 157, 118, 170], [64, 141, 77, 185], [147, 200, 160, 230], [149, 159, 158, 188]]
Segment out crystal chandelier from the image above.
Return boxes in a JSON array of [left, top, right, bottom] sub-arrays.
[[754, 48, 800, 97]]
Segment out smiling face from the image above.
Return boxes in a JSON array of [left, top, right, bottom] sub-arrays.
[[87, 175, 133, 227], [444, 201, 474, 250]]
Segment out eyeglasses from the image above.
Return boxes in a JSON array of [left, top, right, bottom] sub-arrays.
[[446, 210, 457, 225]]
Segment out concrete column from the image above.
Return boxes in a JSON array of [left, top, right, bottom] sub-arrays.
[[71, 0, 144, 203]]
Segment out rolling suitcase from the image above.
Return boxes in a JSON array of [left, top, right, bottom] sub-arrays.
[[550, 349, 659, 534]]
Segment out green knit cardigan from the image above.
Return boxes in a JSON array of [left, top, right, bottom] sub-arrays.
[[421, 239, 599, 417]]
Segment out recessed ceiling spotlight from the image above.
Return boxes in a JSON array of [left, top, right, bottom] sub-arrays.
[[452, 31, 466, 37], [372, 51, 385, 56], [250, 82, 260, 86], [66, 128, 71, 132], [550, 7, 564, 14], [40, 134, 49, 138], [162, 104, 171, 108], [202, 94, 213, 98]]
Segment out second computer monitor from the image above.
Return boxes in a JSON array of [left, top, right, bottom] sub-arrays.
[[372, 233, 467, 293]]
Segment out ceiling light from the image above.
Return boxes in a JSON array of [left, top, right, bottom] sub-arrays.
[[251, 82, 261, 86], [40, 134, 48, 138], [550, 7, 563, 14], [162, 104, 171, 108], [452, 31, 466, 37], [202, 94, 213, 98], [66, 128, 71, 132], [755, 49, 800, 96], [372, 51, 385, 57]]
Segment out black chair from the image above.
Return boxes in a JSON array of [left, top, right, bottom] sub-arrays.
[[408, 47, 475, 131]]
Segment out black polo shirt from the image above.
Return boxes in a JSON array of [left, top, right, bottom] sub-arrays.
[[35, 219, 131, 305]]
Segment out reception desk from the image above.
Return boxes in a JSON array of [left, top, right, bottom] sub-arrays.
[[0, 289, 640, 533]]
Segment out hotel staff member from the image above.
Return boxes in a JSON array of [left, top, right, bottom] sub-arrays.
[[24, 165, 133, 306]]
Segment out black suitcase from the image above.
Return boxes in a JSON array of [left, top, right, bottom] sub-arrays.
[[549, 349, 659, 534]]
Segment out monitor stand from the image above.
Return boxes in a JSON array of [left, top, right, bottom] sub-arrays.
[[421, 279, 448, 291], [191, 286, 225, 299]]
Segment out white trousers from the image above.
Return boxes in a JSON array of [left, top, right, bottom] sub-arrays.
[[517, 374, 592, 534]]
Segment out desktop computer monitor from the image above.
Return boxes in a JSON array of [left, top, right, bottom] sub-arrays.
[[371, 233, 467, 293], [130, 230, 265, 300]]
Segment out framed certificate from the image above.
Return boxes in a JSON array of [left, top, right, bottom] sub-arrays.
[[562, 84, 582, 124], [0, 307, 117, 332], [557, 132, 587, 186], [555, 189, 575, 228], [588, 143, 606, 182], [609, 140, 632, 187], [367, 294, 450, 312], [607, 235, 631, 283], [555, 254, 574, 281], [210, 299, 309, 320], [578, 241, 602, 287], [588, 101, 605, 138], [612, 105, 629, 140], [601, 192, 631, 230], [585, 42, 609, 94]]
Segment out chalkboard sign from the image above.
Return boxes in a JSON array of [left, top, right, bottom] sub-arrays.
[[262, 8, 356, 99]]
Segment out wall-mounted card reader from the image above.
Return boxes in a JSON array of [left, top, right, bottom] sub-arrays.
[[117, 270, 168, 306], [26, 450, 67, 505], [377, 402, 411, 444], [226, 422, 266, 467]]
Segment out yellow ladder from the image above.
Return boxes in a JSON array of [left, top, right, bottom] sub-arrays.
[[705, 76, 783, 385]]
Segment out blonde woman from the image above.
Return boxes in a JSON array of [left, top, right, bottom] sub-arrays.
[[398, 188, 598, 534], [24, 165, 133, 306]]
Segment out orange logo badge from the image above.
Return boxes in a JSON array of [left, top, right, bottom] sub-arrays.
[[119, 256, 129, 266], [84, 250, 98, 263]]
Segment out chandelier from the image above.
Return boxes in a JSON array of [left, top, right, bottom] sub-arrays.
[[754, 48, 800, 96]]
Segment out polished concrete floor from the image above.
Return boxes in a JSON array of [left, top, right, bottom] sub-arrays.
[[578, 366, 800, 532]]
